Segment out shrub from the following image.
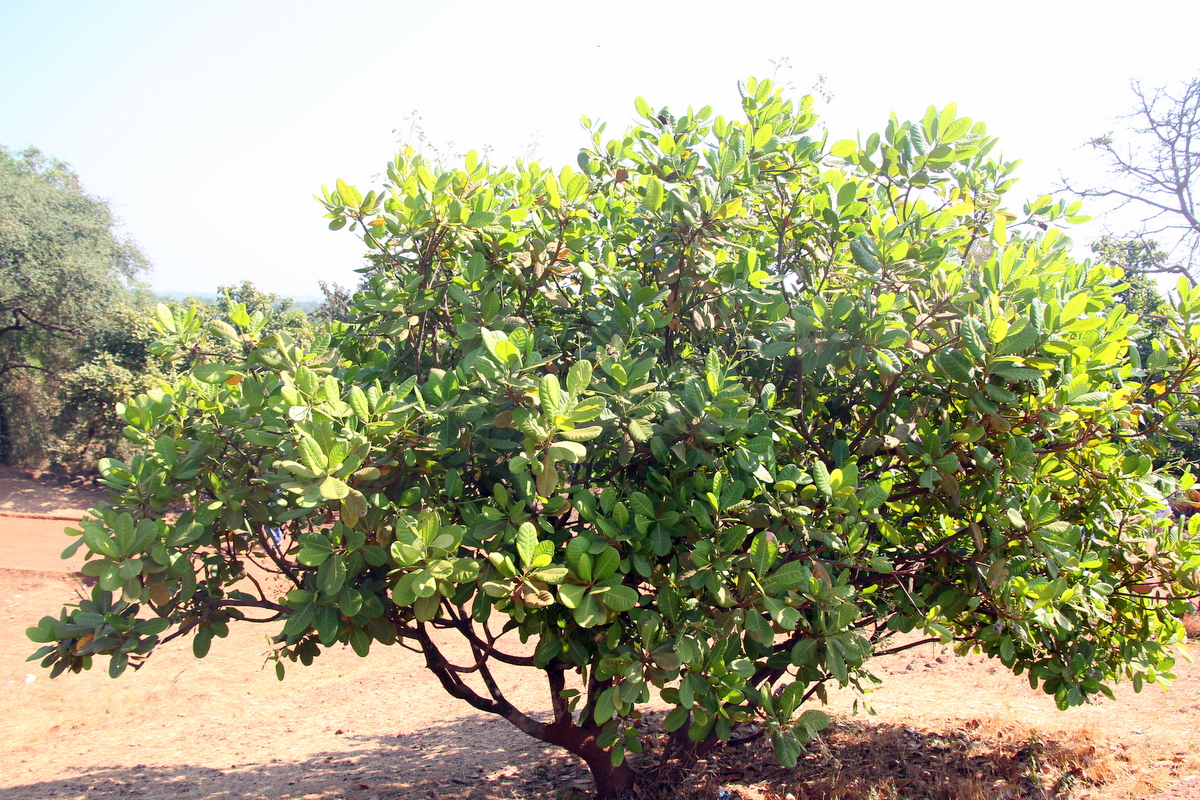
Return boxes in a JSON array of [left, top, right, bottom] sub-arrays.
[[28, 79, 1200, 798]]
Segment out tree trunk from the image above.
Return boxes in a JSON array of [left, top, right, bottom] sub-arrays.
[[538, 720, 637, 799], [580, 749, 636, 799], [411, 632, 639, 797]]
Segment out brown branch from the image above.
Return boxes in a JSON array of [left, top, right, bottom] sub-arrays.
[[410, 622, 549, 741]]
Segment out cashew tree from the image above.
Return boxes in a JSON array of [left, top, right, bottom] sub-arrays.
[[28, 79, 1200, 798]]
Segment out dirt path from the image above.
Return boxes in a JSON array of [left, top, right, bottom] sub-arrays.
[[1, 475, 1198, 799], [0, 467, 103, 572], [0, 467, 109, 518]]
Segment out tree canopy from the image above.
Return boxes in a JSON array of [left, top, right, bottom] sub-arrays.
[[0, 146, 150, 466], [27, 79, 1200, 798]]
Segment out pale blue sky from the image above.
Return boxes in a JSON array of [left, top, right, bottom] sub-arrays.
[[2, 1, 1197, 296]]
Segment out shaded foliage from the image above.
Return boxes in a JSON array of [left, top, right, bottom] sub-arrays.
[[0, 146, 150, 468]]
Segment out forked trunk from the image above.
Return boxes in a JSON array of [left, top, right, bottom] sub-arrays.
[[415, 634, 639, 797]]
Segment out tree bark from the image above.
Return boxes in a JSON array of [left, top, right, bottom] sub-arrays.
[[537, 720, 636, 799]]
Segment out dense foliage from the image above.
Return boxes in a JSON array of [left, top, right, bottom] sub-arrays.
[[28, 79, 1200, 797], [0, 146, 153, 468]]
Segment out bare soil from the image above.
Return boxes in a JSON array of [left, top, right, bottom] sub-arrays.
[[1, 474, 1198, 800]]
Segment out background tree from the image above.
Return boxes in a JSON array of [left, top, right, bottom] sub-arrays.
[[1066, 77, 1200, 281], [1092, 235, 1200, 475], [28, 80, 1200, 798], [43, 301, 168, 471], [312, 280, 355, 323], [217, 280, 313, 345], [0, 146, 150, 467]]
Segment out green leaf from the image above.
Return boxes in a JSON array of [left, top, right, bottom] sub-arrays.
[[516, 522, 538, 569], [812, 461, 832, 497], [348, 386, 370, 422], [83, 526, 120, 559], [165, 520, 206, 547], [134, 617, 171, 636], [593, 547, 620, 581], [314, 604, 340, 644], [318, 554, 347, 596], [573, 592, 606, 627], [349, 627, 371, 657], [829, 139, 857, 158], [997, 324, 1038, 355], [192, 627, 213, 658], [548, 441, 588, 463], [772, 732, 801, 768], [540, 374, 564, 417], [935, 348, 975, 382], [859, 483, 888, 509], [113, 513, 136, 556], [770, 561, 809, 591], [961, 318, 988, 360], [343, 489, 368, 522], [567, 361, 593, 395], [193, 363, 237, 384], [984, 383, 1018, 403], [569, 397, 606, 422], [849, 237, 881, 272], [601, 584, 638, 612], [791, 638, 818, 665], [743, 609, 773, 643], [991, 365, 1042, 381], [940, 116, 972, 144], [629, 492, 655, 518], [627, 419, 653, 442], [154, 303, 177, 333], [1071, 391, 1109, 406], [594, 686, 616, 724], [283, 601, 315, 636], [299, 436, 326, 474], [749, 532, 777, 575], [558, 425, 604, 442], [761, 341, 795, 359], [558, 582, 586, 609], [649, 525, 671, 557], [530, 567, 568, 584], [319, 475, 350, 500], [645, 177, 664, 211]]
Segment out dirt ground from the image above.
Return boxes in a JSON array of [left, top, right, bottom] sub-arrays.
[[1, 472, 1199, 800]]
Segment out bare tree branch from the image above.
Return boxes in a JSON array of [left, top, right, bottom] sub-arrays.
[[1063, 76, 1200, 281]]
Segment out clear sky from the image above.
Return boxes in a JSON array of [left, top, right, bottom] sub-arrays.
[[2, 1, 1197, 297]]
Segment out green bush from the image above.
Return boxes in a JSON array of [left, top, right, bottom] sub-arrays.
[[28, 79, 1200, 797]]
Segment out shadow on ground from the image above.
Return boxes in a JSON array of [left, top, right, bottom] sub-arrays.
[[4, 714, 1150, 800], [0, 468, 105, 517], [2, 715, 591, 800]]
